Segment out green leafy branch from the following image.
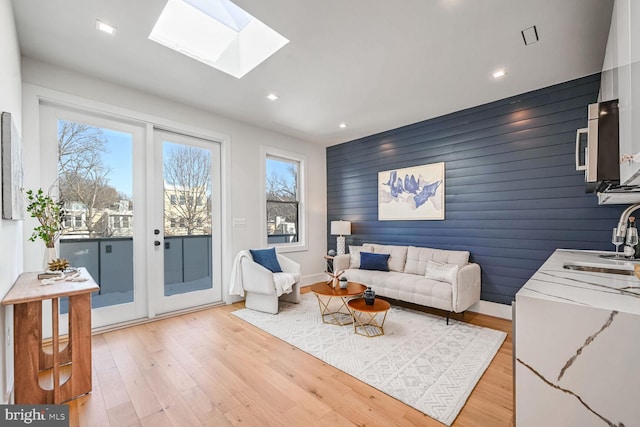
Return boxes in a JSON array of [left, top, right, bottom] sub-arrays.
[[24, 188, 65, 248]]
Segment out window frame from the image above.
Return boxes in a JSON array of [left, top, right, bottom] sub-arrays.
[[261, 147, 307, 252]]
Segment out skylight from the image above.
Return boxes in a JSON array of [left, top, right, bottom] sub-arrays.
[[149, 0, 289, 79]]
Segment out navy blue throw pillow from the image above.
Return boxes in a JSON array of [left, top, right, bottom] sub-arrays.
[[250, 248, 283, 273], [359, 252, 390, 271]]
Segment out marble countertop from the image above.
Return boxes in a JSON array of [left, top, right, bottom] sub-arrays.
[[517, 249, 640, 315]]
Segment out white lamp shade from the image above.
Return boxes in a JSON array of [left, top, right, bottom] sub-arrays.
[[330, 220, 351, 236]]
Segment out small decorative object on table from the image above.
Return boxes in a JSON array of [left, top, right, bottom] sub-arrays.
[[339, 276, 348, 289], [364, 287, 375, 305], [328, 249, 336, 257], [38, 258, 72, 280], [48, 257, 70, 272]]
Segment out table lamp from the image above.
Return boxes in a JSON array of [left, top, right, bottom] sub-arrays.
[[330, 220, 351, 255]]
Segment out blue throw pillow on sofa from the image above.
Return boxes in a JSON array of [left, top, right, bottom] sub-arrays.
[[250, 248, 283, 273], [359, 252, 390, 271]]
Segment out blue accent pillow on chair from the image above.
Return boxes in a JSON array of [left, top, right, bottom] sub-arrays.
[[359, 252, 390, 271], [250, 248, 283, 273]]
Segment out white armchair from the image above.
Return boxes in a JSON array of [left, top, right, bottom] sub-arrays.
[[239, 253, 301, 314]]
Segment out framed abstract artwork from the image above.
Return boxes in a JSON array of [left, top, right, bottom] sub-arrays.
[[1, 112, 24, 220], [378, 162, 445, 220]]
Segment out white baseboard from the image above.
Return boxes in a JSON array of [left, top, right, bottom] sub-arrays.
[[468, 300, 512, 320], [300, 273, 326, 286]]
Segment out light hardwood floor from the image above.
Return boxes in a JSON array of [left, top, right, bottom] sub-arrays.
[[66, 292, 513, 426]]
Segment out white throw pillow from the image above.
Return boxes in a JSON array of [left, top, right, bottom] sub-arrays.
[[424, 259, 458, 284], [349, 245, 363, 268], [368, 243, 407, 272]]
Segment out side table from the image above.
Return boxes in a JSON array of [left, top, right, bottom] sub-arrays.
[[1, 268, 99, 404], [348, 298, 391, 337]]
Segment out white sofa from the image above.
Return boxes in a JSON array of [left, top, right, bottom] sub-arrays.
[[333, 243, 481, 323]]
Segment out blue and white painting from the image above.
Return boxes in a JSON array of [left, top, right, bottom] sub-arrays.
[[378, 162, 444, 220]]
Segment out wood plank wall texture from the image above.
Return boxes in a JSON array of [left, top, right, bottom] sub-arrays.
[[326, 74, 625, 305]]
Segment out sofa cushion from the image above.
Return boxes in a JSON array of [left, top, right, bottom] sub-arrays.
[[349, 245, 363, 268], [404, 246, 469, 275], [342, 269, 454, 312], [359, 252, 390, 271], [349, 243, 375, 268], [365, 243, 408, 272], [249, 248, 283, 273], [424, 260, 458, 284]]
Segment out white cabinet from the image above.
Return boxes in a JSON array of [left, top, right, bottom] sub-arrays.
[[603, 0, 640, 185]]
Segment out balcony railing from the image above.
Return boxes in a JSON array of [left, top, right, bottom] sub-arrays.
[[267, 233, 298, 244], [59, 235, 212, 312]]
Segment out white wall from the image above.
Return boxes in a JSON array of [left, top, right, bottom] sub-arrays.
[[21, 57, 327, 304], [0, 0, 22, 404]]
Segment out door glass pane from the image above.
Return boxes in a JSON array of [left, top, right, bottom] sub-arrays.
[[57, 119, 134, 311], [163, 141, 213, 296]]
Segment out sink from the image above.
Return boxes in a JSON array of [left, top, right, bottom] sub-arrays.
[[563, 261, 636, 276]]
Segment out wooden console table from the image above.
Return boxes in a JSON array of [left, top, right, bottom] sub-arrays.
[[1, 268, 99, 404]]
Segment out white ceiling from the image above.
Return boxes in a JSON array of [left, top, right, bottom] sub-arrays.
[[10, 0, 614, 146]]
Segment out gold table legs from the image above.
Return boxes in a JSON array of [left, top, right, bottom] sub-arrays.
[[351, 309, 388, 337], [314, 294, 355, 326]]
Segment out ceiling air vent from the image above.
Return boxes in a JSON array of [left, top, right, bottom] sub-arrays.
[[521, 25, 539, 46]]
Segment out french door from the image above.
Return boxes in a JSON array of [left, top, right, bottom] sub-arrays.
[[150, 129, 222, 315], [40, 103, 222, 328]]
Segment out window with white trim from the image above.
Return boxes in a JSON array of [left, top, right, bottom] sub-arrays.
[[265, 153, 304, 247]]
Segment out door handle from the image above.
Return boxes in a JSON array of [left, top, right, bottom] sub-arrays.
[[154, 240, 161, 246]]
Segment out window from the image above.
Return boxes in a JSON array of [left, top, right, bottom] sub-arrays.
[[265, 152, 305, 249], [170, 218, 176, 228], [75, 215, 83, 227], [170, 194, 177, 205]]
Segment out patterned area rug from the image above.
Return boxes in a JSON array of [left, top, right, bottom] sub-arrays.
[[232, 293, 506, 425]]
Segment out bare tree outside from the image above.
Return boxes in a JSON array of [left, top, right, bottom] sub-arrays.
[[58, 121, 106, 174], [163, 144, 212, 236], [57, 120, 123, 237], [266, 158, 299, 242], [267, 162, 297, 201]]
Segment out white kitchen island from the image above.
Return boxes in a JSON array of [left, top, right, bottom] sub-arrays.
[[515, 249, 640, 427]]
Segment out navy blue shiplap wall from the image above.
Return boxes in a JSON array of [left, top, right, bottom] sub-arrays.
[[326, 74, 625, 305]]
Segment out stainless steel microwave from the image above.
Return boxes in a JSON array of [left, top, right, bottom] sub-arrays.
[[575, 99, 619, 184]]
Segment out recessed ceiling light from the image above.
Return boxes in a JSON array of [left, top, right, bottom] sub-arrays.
[[493, 69, 506, 79], [339, 123, 347, 129], [96, 20, 117, 35], [266, 93, 279, 101]]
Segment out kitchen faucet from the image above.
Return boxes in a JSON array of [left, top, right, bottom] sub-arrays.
[[616, 202, 640, 238]]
